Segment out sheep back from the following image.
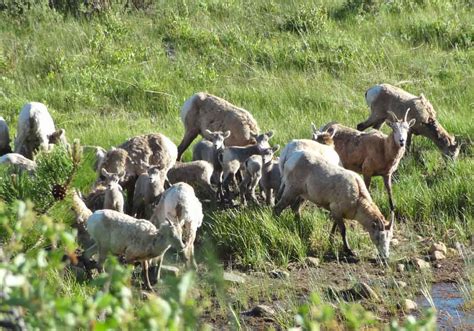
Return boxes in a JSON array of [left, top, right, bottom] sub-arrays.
[[0, 116, 11, 155]]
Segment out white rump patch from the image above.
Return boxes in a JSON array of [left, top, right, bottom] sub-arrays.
[[180, 94, 198, 123], [365, 85, 382, 107]]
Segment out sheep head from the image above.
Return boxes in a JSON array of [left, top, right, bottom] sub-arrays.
[[312, 123, 336, 146], [204, 129, 231, 150], [386, 109, 416, 148], [369, 211, 394, 260]]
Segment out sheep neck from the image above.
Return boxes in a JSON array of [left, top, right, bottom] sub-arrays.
[[150, 231, 171, 257], [354, 197, 387, 233], [417, 121, 456, 152], [236, 144, 263, 160], [384, 131, 405, 174]]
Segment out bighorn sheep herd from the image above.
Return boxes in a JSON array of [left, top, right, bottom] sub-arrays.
[[0, 83, 461, 290]]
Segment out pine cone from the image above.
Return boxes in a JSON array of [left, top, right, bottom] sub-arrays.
[[52, 184, 67, 200]]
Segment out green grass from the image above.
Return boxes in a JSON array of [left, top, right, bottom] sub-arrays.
[[0, 0, 473, 327]]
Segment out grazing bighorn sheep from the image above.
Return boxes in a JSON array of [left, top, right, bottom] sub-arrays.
[[150, 183, 203, 269], [220, 131, 275, 200], [275, 150, 394, 259], [357, 83, 460, 159], [323, 110, 415, 211], [84, 209, 185, 290], [177, 93, 260, 160], [101, 169, 125, 213], [0, 116, 11, 156], [192, 130, 231, 185], [0, 153, 37, 173], [98, 133, 177, 210], [167, 161, 215, 201], [132, 164, 167, 219], [14, 102, 67, 160]]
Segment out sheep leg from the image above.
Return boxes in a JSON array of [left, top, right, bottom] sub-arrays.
[[357, 114, 383, 131], [238, 174, 250, 206], [265, 188, 273, 206], [249, 176, 261, 204], [142, 260, 153, 291], [383, 174, 395, 211], [372, 118, 385, 130], [406, 131, 414, 152], [336, 219, 355, 257], [177, 129, 199, 161], [290, 197, 304, 219], [274, 186, 295, 216], [363, 175, 372, 191]]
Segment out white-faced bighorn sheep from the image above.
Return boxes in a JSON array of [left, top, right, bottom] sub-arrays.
[[98, 133, 177, 210], [150, 182, 203, 269], [357, 83, 460, 159], [275, 150, 394, 259], [101, 169, 125, 213], [132, 164, 167, 219], [84, 209, 185, 291], [177, 93, 260, 160], [323, 109, 415, 211], [14, 102, 67, 160], [0, 116, 12, 156], [192, 130, 231, 186]]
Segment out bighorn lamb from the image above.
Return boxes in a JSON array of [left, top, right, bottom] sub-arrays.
[[323, 110, 415, 211], [220, 131, 275, 200], [177, 93, 260, 160], [260, 153, 281, 206], [14, 102, 67, 159], [357, 83, 459, 159], [167, 161, 215, 200], [192, 130, 231, 185], [98, 133, 177, 210], [0, 153, 37, 173], [85, 209, 185, 290], [150, 182, 203, 269], [133, 164, 167, 219], [0, 116, 11, 156], [275, 150, 394, 259], [101, 169, 125, 213]]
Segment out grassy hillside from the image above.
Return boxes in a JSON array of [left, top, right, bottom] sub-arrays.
[[0, 0, 472, 328]]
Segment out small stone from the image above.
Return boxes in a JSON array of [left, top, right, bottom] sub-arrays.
[[223, 272, 246, 284], [305, 257, 320, 268], [435, 263, 442, 269], [241, 304, 276, 317], [413, 258, 430, 270], [397, 263, 405, 272], [269, 270, 290, 279], [431, 250, 446, 261], [430, 242, 447, 255], [402, 299, 418, 311]]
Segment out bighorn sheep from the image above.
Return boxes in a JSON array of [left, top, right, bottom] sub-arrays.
[[14, 102, 67, 160], [0, 116, 11, 156], [167, 161, 215, 201], [323, 109, 415, 211], [98, 133, 177, 210], [150, 183, 203, 269], [192, 130, 231, 185], [101, 169, 125, 213], [177, 93, 260, 160], [0, 153, 37, 173], [260, 154, 281, 206], [357, 83, 460, 159], [220, 131, 275, 200], [84, 209, 185, 290], [132, 164, 167, 219], [275, 150, 394, 259]]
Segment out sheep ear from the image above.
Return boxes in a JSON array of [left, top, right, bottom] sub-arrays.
[[408, 119, 416, 128], [223, 131, 231, 139], [58, 128, 65, 137], [266, 131, 274, 138], [271, 145, 280, 153], [327, 127, 337, 139], [311, 123, 319, 134]]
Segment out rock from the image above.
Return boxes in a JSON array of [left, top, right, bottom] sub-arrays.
[[241, 304, 276, 317], [402, 299, 418, 311], [223, 272, 246, 284], [413, 258, 430, 270], [160, 265, 180, 277], [345, 282, 380, 301], [269, 270, 289, 279], [430, 242, 447, 255], [396, 263, 405, 272], [431, 250, 446, 261], [305, 257, 320, 268]]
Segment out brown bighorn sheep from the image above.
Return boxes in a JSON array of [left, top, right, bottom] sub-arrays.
[[357, 83, 460, 159], [132, 164, 167, 219], [177, 93, 260, 160], [192, 130, 231, 186], [220, 131, 275, 201], [167, 161, 215, 201], [150, 183, 203, 269], [84, 210, 185, 291], [323, 109, 415, 211], [98, 133, 177, 210], [0, 116, 11, 156], [101, 169, 125, 213], [14, 102, 67, 160], [275, 150, 394, 259]]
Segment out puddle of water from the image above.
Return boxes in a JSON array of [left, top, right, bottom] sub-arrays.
[[415, 282, 473, 329]]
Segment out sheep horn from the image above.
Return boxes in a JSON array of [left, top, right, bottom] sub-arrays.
[[404, 108, 411, 122], [387, 111, 399, 122], [311, 123, 319, 134]]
